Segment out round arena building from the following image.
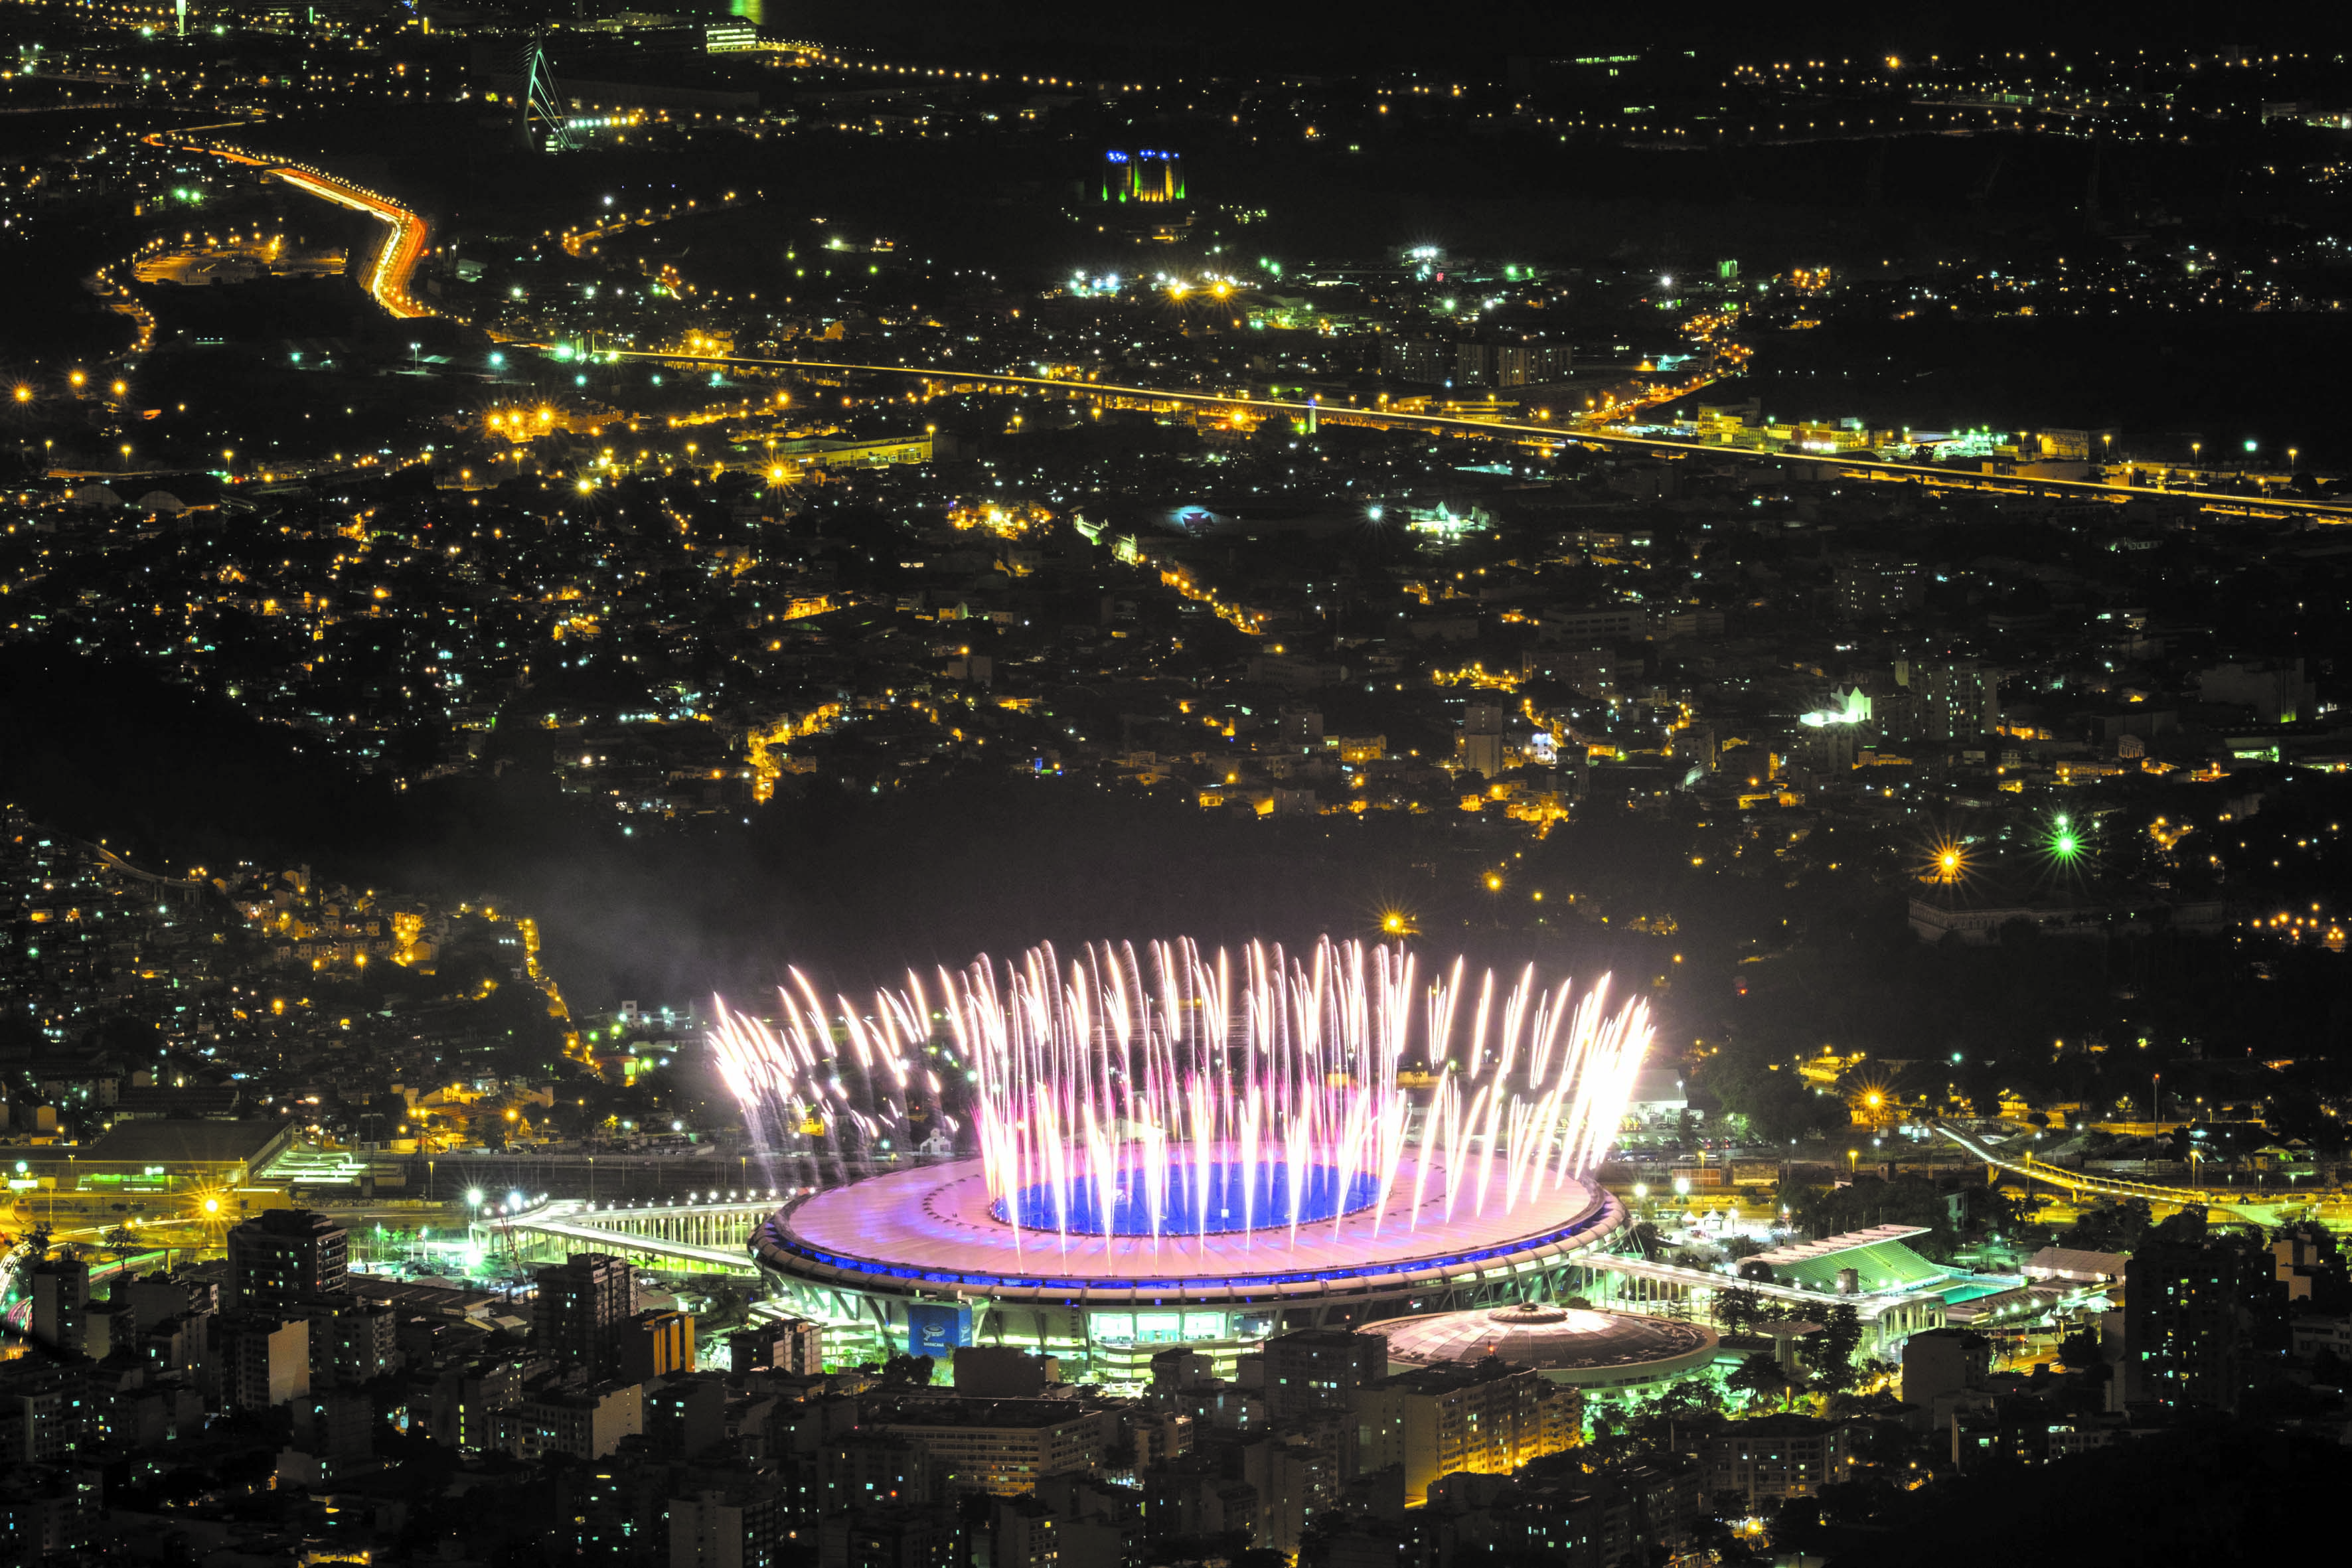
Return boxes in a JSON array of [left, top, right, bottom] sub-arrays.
[[751, 1151, 1630, 1379], [720, 937, 1655, 1381]]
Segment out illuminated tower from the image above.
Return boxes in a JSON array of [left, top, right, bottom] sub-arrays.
[[1103, 150, 1184, 203]]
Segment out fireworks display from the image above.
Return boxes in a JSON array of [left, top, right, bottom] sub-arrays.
[[710, 937, 1652, 1252]]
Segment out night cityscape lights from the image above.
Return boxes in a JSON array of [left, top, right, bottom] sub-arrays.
[[2, 7, 2351, 1561]]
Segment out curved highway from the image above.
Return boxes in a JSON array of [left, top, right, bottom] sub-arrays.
[[150, 136, 431, 319], [1934, 1121, 2288, 1219], [270, 165, 431, 319]]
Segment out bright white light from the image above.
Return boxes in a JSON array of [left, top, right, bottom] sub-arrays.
[[710, 937, 1651, 1251]]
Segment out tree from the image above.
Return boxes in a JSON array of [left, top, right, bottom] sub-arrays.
[[1616, 1377, 1726, 1458], [1766, 1496, 1824, 1555], [1807, 1304, 1865, 1392], [2062, 1198, 2152, 1254], [700, 1283, 753, 1335], [1727, 1351, 1791, 1409], [1713, 1284, 1766, 1336]]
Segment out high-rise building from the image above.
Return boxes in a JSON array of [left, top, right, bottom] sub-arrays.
[[672, 1484, 792, 1568], [1458, 704, 1508, 781], [2197, 658, 2316, 724], [1353, 1360, 1570, 1504], [507, 1380, 643, 1461], [1697, 1412, 1850, 1506], [218, 1316, 311, 1413], [645, 1373, 726, 1459], [1894, 657, 2001, 744], [859, 1393, 1117, 1498], [319, 1300, 400, 1386], [730, 1317, 826, 1376], [819, 1504, 962, 1568], [1, 1364, 86, 1462], [619, 1308, 695, 1383], [1834, 560, 1922, 621], [290, 1387, 375, 1476], [1263, 1329, 1389, 1426], [29, 1257, 88, 1355], [2125, 1207, 2288, 1411], [126, 1271, 217, 1333], [431, 1358, 522, 1451], [226, 1208, 349, 1313], [534, 1253, 635, 1377], [1379, 335, 1573, 389]]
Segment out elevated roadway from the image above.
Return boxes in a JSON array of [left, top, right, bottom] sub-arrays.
[[569, 351, 2352, 527], [1934, 1122, 2303, 1224], [484, 1196, 770, 1276], [149, 135, 430, 319]]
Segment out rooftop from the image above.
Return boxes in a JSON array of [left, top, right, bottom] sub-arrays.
[[21, 1119, 292, 1167], [1748, 1225, 1949, 1293], [1376, 1303, 1718, 1385]]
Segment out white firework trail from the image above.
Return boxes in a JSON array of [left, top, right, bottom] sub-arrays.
[[709, 936, 1652, 1253]]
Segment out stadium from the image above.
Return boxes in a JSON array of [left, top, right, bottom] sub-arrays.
[[749, 1149, 1630, 1377], [725, 937, 1653, 1378]]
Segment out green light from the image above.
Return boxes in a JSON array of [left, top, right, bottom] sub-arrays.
[[2053, 831, 2078, 859]]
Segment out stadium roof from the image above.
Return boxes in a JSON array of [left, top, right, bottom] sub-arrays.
[[1750, 1224, 1947, 1294], [72, 1119, 291, 1164], [2022, 1245, 2128, 1283]]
